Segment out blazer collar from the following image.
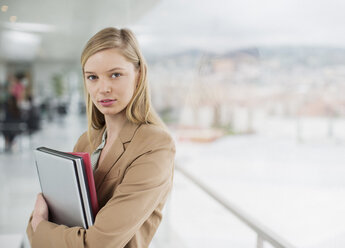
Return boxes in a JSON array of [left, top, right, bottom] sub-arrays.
[[93, 119, 140, 191], [118, 119, 139, 144]]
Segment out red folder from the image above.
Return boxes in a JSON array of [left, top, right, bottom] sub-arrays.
[[69, 152, 99, 217]]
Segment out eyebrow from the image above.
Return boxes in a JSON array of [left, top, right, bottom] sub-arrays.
[[84, 67, 126, 74]]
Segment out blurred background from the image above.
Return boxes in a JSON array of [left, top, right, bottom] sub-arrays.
[[1, 0, 345, 247]]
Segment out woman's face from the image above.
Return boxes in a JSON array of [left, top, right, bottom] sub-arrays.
[[84, 48, 138, 118]]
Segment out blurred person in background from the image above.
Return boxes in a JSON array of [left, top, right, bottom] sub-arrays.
[[0, 75, 11, 113], [24, 95, 41, 136], [27, 27, 175, 248], [1, 94, 23, 152], [0, 84, 6, 115], [10, 72, 26, 103]]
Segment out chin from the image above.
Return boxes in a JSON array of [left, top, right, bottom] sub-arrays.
[[101, 107, 126, 117], [100, 109, 118, 116]]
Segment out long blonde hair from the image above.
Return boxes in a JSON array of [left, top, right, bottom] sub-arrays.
[[81, 27, 165, 142]]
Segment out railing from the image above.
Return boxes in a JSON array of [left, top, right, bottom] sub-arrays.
[[175, 165, 296, 248]]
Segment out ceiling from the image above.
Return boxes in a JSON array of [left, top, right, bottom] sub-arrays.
[[2, 0, 344, 64], [0, 0, 160, 62]]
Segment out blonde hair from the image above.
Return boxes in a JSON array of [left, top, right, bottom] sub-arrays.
[[81, 27, 165, 143]]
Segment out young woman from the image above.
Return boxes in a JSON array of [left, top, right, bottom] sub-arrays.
[[27, 27, 175, 248]]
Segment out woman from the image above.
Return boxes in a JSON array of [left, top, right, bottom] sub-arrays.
[[27, 27, 175, 248], [2, 95, 22, 152]]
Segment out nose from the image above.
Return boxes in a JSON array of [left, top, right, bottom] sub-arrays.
[[99, 78, 111, 94]]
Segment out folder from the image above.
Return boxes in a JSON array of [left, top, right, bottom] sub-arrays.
[[34, 147, 99, 229]]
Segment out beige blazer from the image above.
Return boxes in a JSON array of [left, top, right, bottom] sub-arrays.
[[27, 120, 175, 248]]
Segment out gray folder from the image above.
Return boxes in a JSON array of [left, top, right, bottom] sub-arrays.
[[34, 147, 94, 229]]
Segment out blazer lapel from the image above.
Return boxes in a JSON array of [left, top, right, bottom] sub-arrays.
[[94, 120, 140, 191]]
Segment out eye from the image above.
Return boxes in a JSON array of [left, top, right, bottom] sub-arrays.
[[86, 75, 98, 81], [111, 73, 121, 78]]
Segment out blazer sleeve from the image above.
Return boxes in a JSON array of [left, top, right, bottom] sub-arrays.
[[26, 131, 175, 248]]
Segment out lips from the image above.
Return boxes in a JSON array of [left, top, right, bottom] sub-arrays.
[[99, 99, 116, 106], [99, 99, 114, 103]]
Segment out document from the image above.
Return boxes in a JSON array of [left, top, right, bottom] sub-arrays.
[[34, 147, 99, 229]]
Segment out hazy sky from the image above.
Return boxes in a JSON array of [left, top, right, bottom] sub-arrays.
[[131, 0, 345, 54]]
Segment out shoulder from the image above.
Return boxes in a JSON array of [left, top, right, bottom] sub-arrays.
[[73, 126, 105, 152], [124, 124, 176, 181], [131, 124, 176, 153], [136, 124, 172, 139], [73, 131, 88, 152]]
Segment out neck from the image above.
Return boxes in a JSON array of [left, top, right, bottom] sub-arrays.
[[104, 111, 127, 141]]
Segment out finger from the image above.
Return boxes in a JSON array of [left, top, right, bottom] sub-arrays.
[[33, 194, 49, 220]]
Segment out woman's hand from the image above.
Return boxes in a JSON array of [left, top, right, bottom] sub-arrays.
[[31, 193, 49, 232]]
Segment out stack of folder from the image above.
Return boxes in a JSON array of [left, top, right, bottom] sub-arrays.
[[34, 147, 99, 229]]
